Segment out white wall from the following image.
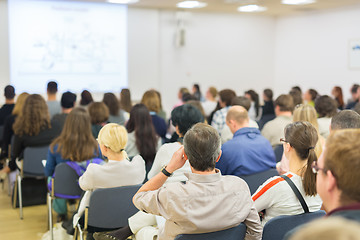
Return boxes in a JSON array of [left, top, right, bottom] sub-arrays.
[[274, 4, 360, 101]]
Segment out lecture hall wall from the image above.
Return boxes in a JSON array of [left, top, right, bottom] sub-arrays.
[[0, 0, 360, 115]]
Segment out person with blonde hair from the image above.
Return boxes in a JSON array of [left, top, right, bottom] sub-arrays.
[[72, 123, 146, 230], [277, 104, 325, 174], [201, 86, 218, 117]]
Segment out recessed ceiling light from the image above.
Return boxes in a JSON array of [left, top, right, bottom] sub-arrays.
[[281, 0, 316, 5], [107, 0, 139, 4], [176, 1, 208, 9], [237, 5, 267, 12]]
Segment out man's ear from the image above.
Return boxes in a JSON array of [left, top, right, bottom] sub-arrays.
[[183, 151, 188, 160], [215, 150, 222, 162], [326, 170, 337, 192]]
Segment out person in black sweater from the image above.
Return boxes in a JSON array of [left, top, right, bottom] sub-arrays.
[[2, 94, 61, 173], [0, 85, 16, 126]]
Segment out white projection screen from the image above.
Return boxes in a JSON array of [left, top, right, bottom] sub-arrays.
[[8, 0, 128, 93]]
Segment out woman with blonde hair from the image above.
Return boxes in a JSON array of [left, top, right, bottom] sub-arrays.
[[277, 104, 325, 174], [1, 92, 29, 159], [141, 90, 167, 140], [72, 123, 146, 230], [5, 94, 61, 173]]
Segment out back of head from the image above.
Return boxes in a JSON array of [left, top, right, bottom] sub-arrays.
[[12, 92, 29, 116], [351, 84, 359, 94], [293, 104, 319, 129], [13, 94, 50, 136], [4, 85, 15, 100], [325, 129, 360, 204], [193, 84, 200, 92], [226, 106, 249, 125], [120, 88, 132, 113], [289, 89, 303, 106], [182, 93, 197, 102], [61, 91, 77, 109], [47, 81, 58, 94], [231, 96, 251, 111], [141, 90, 160, 113], [315, 95, 337, 118], [308, 89, 318, 101], [219, 89, 236, 107], [263, 88, 273, 101], [97, 123, 128, 159], [88, 102, 109, 124], [51, 107, 98, 161], [285, 121, 318, 196], [186, 100, 206, 118], [291, 86, 302, 95], [80, 90, 93, 106], [275, 94, 294, 112], [171, 104, 204, 136], [103, 92, 120, 116], [184, 123, 221, 172], [331, 110, 360, 130], [208, 87, 218, 99]]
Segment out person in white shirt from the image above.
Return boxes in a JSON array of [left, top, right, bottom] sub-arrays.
[[201, 86, 218, 117], [73, 123, 146, 228], [253, 121, 322, 225]]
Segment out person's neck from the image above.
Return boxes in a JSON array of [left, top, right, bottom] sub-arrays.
[[47, 94, 57, 101], [106, 152, 124, 162], [232, 123, 250, 134], [5, 99, 14, 104], [277, 111, 292, 117], [289, 153, 307, 176], [62, 108, 72, 114], [191, 168, 217, 175]]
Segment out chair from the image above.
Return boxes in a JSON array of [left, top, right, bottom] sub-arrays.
[[13, 145, 49, 219], [262, 210, 326, 240], [48, 162, 84, 240], [175, 223, 247, 240], [273, 144, 284, 163], [74, 184, 142, 240], [240, 168, 278, 195]]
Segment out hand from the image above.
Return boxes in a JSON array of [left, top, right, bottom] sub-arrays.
[[166, 146, 187, 173]]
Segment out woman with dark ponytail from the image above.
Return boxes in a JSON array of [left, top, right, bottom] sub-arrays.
[[252, 121, 322, 225]]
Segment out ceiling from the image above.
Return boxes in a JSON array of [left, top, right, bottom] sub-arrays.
[[119, 0, 360, 16]]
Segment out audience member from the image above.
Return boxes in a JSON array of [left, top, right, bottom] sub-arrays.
[[261, 94, 294, 146], [330, 110, 360, 130], [186, 100, 207, 121], [303, 89, 318, 107], [103, 92, 127, 125], [277, 104, 325, 174], [291, 86, 302, 95], [88, 102, 109, 138], [94, 123, 262, 240], [253, 121, 322, 225], [315, 95, 337, 138], [221, 96, 259, 144], [345, 84, 359, 109], [45, 108, 103, 221], [4, 94, 61, 173], [201, 86, 218, 117], [148, 104, 204, 182], [80, 90, 94, 108], [52, 91, 77, 129], [262, 89, 275, 116], [192, 83, 204, 101], [211, 89, 236, 134], [154, 90, 167, 121], [120, 88, 132, 113], [72, 123, 146, 230], [125, 104, 161, 175], [289, 88, 303, 106], [332, 86, 345, 110], [0, 85, 15, 126], [1, 93, 29, 159], [217, 106, 275, 176], [141, 90, 167, 140], [354, 102, 360, 115], [245, 90, 260, 121], [46, 81, 61, 118], [313, 129, 360, 221], [173, 87, 189, 109]]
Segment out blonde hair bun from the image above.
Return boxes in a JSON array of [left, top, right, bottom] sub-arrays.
[[98, 123, 128, 155]]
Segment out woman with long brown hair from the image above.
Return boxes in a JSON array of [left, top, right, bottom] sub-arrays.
[[6, 94, 61, 172], [252, 121, 322, 225], [103, 92, 127, 125], [332, 86, 345, 110]]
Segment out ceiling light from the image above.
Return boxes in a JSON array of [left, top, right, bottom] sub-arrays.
[[281, 0, 316, 5], [237, 5, 267, 12], [107, 0, 139, 4], [176, 1, 208, 9]]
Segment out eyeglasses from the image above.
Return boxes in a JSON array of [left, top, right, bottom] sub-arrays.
[[311, 161, 327, 174], [280, 138, 288, 143]]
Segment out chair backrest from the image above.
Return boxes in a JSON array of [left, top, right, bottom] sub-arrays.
[[87, 184, 142, 229], [273, 144, 284, 163], [240, 168, 278, 195], [175, 223, 247, 240], [262, 210, 326, 240], [23, 146, 49, 176], [53, 163, 83, 199], [0, 125, 4, 142]]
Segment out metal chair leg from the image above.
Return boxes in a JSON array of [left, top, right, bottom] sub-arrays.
[[17, 175, 23, 219], [48, 193, 53, 240]]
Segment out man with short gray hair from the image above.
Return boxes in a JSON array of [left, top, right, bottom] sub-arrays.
[[96, 123, 262, 240]]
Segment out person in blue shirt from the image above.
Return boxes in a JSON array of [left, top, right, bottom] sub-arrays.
[[216, 106, 276, 176]]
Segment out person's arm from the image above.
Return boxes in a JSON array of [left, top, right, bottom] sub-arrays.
[[244, 202, 263, 240], [79, 164, 95, 190]]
